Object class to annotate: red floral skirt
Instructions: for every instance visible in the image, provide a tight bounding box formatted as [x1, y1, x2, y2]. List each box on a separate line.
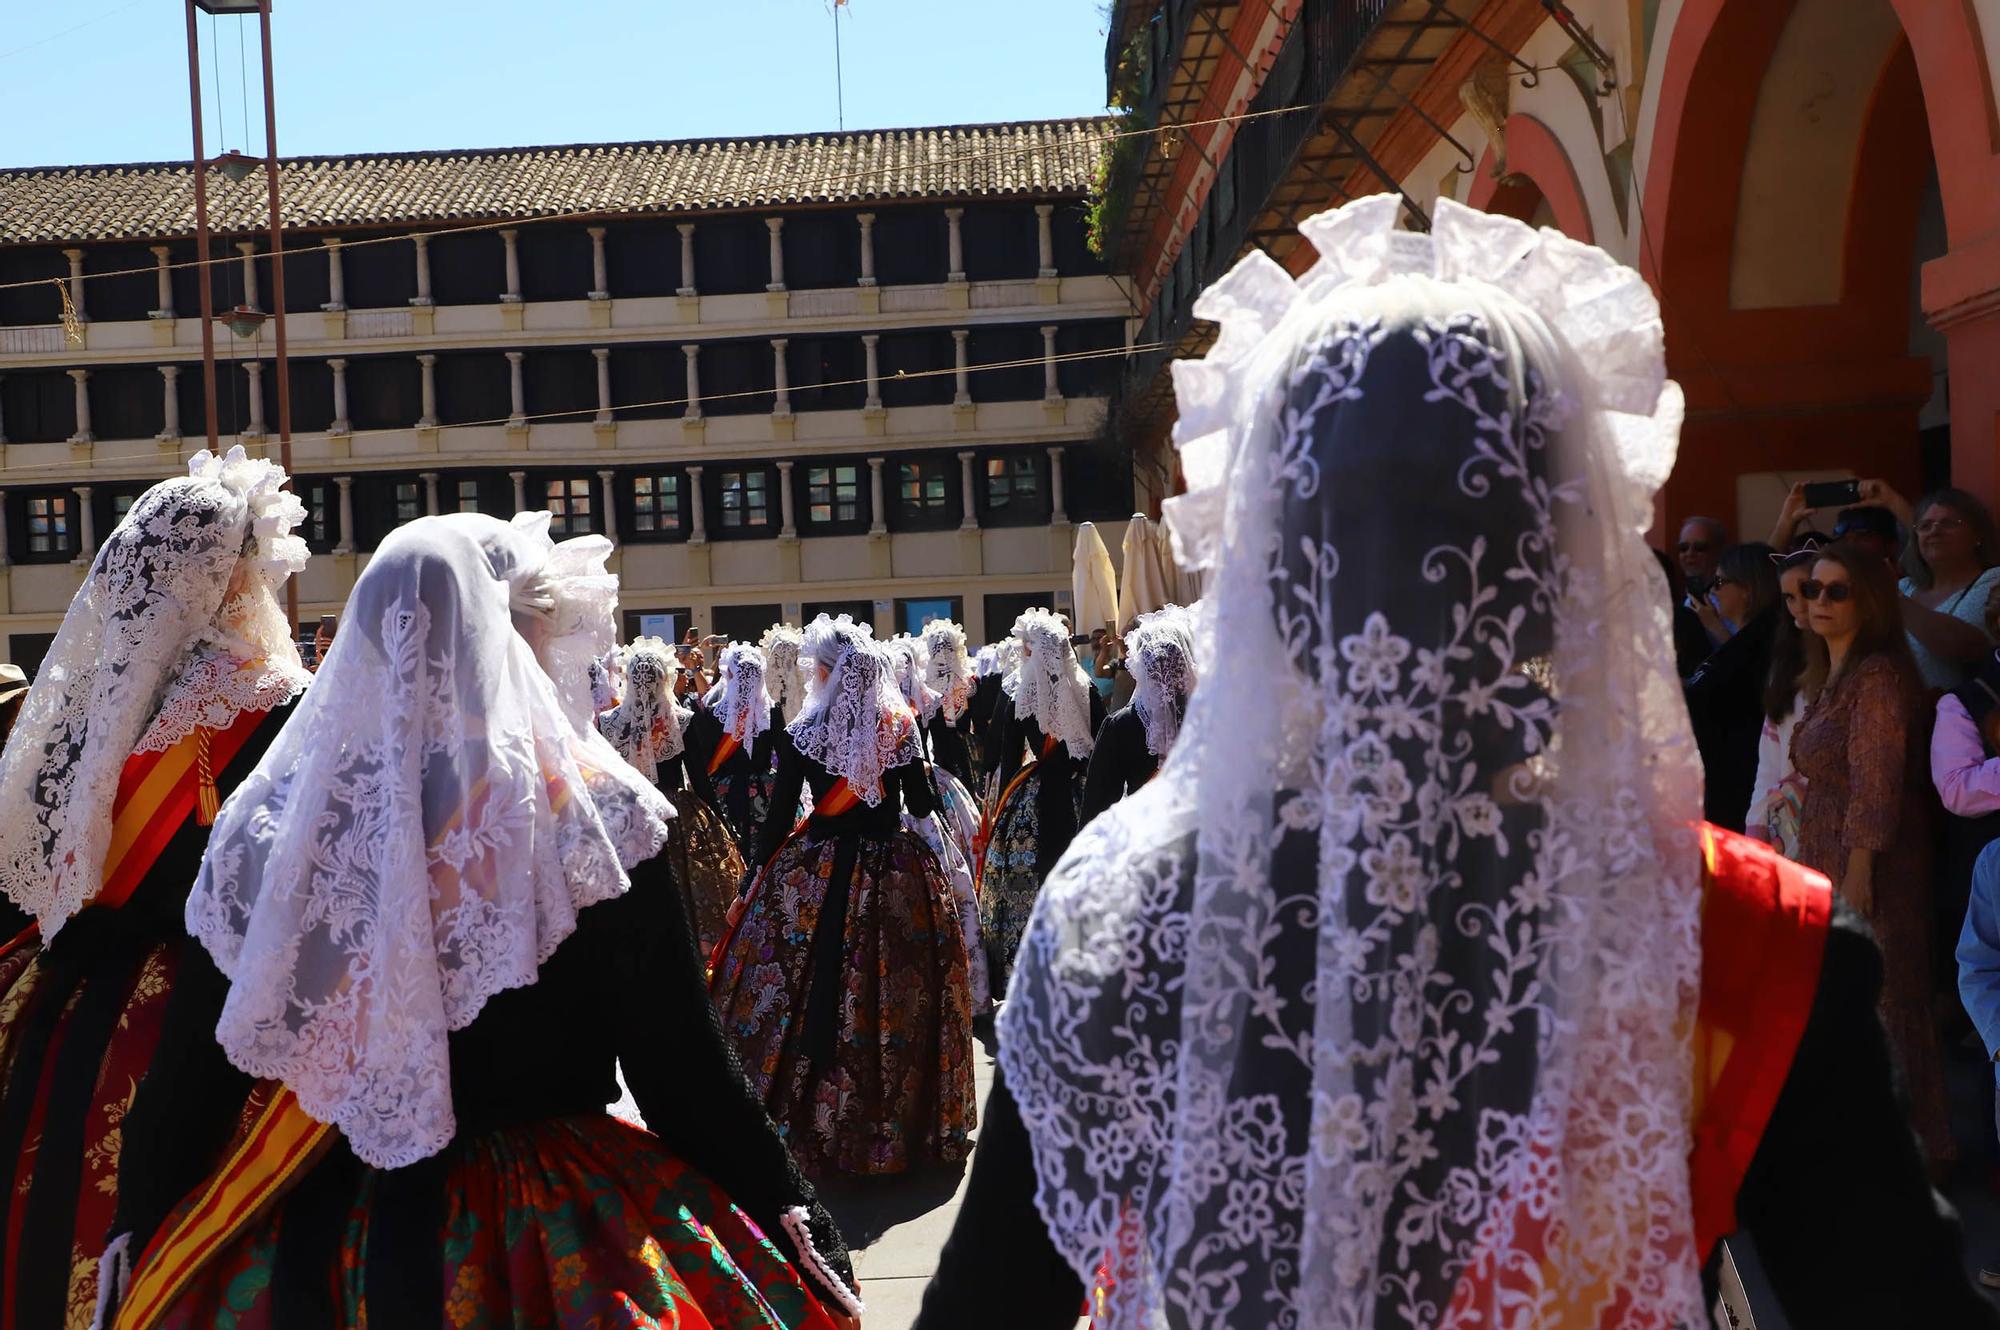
[712, 828, 976, 1176]
[149, 1113, 843, 1330]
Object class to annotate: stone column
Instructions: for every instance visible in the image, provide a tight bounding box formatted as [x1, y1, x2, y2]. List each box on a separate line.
[771, 339, 791, 416]
[236, 242, 261, 310]
[67, 369, 93, 444]
[687, 464, 708, 542]
[1035, 203, 1057, 278]
[509, 470, 528, 513]
[328, 358, 351, 434]
[682, 344, 702, 420]
[944, 208, 965, 283]
[677, 223, 697, 296]
[765, 217, 786, 292]
[243, 361, 266, 437]
[860, 332, 884, 410]
[1041, 325, 1062, 399]
[74, 486, 96, 563]
[499, 229, 523, 302]
[597, 468, 619, 544]
[62, 249, 87, 322]
[410, 233, 434, 306]
[587, 226, 609, 300]
[861, 334, 882, 409]
[867, 456, 888, 536]
[592, 348, 613, 426]
[323, 237, 347, 310]
[957, 449, 980, 529]
[776, 459, 797, 538]
[333, 475, 356, 554]
[505, 351, 527, 427]
[952, 329, 971, 406]
[416, 354, 439, 429]
[421, 471, 440, 515]
[857, 213, 877, 286]
[158, 365, 182, 440]
[1047, 445, 1068, 524]
[150, 246, 175, 317]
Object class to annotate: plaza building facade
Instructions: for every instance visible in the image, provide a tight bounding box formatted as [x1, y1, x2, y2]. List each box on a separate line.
[0, 117, 1135, 669]
[1096, 0, 2000, 545]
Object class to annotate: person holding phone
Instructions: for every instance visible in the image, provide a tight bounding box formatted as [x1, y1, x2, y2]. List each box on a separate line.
[1874, 481, 2000, 689]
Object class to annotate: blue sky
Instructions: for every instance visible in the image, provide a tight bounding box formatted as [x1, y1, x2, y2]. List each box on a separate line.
[0, 1, 1113, 168]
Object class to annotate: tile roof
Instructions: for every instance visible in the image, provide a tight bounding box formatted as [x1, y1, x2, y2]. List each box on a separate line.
[0, 118, 1113, 247]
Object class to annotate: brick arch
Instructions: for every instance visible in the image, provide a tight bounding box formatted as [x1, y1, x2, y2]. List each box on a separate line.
[1466, 115, 1596, 244]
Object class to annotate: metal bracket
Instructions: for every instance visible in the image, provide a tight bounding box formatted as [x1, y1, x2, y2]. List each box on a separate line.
[1541, 0, 1619, 94]
[1322, 113, 1431, 231]
[1423, 0, 1540, 88]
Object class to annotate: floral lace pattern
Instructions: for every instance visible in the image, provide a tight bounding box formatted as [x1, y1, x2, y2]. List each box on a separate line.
[598, 637, 686, 782]
[1125, 604, 1197, 760]
[186, 515, 672, 1169]
[1008, 608, 1095, 760]
[707, 643, 773, 749]
[761, 625, 808, 724]
[921, 619, 975, 723]
[1000, 198, 1702, 1330]
[0, 447, 307, 937]
[787, 616, 923, 807]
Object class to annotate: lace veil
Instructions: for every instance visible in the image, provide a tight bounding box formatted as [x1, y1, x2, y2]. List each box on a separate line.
[760, 624, 807, 723]
[1125, 603, 1197, 759]
[922, 618, 975, 722]
[1000, 197, 1701, 1330]
[598, 636, 687, 782]
[787, 615, 923, 807]
[705, 643, 773, 747]
[515, 520, 618, 732]
[185, 514, 673, 1169]
[887, 634, 941, 721]
[1008, 607, 1095, 759]
[0, 447, 309, 938]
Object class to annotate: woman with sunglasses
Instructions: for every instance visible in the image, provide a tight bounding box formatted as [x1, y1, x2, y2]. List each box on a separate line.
[1746, 544, 1821, 855]
[1683, 543, 1781, 830]
[1792, 541, 1954, 1167]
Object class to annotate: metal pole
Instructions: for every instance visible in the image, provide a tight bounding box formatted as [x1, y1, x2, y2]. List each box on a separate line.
[185, 0, 219, 451]
[256, 0, 298, 630]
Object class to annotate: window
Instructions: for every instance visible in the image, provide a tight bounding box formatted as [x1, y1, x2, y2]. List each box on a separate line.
[9, 632, 56, 682]
[455, 478, 481, 513]
[806, 465, 861, 525]
[394, 481, 424, 526]
[986, 455, 1038, 509]
[24, 492, 72, 560]
[296, 479, 337, 551]
[712, 603, 784, 645]
[718, 469, 770, 530]
[631, 473, 682, 535]
[543, 476, 594, 537]
[803, 599, 874, 629]
[892, 457, 957, 531]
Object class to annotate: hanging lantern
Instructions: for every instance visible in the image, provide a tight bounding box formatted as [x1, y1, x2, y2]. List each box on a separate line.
[213, 149, 261, 184]
[219, 304, 267, 338]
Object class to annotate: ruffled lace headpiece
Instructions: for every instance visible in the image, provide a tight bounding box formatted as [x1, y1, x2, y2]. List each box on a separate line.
[921, 619, 974, 722]
[704, 642, 772, 746]
[1008, 607, 1095, 759]
[886, 635, 940, 721]
[0, 447, 310, 938]
[787, 615, 923, 806]
[1002, 197, 1702, 1329]
[598, 636, 687, 782]
[760, 624, 807, 723]
[185, 514, 672, 1169]
[1125, 603, 1197, 759]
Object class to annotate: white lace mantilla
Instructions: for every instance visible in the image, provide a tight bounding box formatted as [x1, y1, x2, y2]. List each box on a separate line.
[1000, 197, 1703, 1330]
[788, 615, 923, 806]
[1125, 603, 1196, 760]
[922, 619, 975, 722]
[1008, 607, 1095, 759]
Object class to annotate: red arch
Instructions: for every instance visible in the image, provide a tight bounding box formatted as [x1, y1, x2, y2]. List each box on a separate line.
[1466, 115, 1596, 243]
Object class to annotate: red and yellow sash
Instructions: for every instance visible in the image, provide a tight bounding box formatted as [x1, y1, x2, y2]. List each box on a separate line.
[706, 731, 743, 777]
[100, 710, 265, 911]
[114, 1085, 335, 1330]
[973, 734, 1059, 885]
[706, 776, 861, 981]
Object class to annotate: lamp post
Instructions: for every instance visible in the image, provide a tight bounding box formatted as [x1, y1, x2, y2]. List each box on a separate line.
[186, 0, 297, 630]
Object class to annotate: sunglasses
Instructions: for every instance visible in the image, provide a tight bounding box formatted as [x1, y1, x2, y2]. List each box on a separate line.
[1799, 579, 1853, 604]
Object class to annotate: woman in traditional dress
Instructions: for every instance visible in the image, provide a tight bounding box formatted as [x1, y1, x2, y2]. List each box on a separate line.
[0, 448, 309, 1330]
[105, 514, 860, 1330]
[916, 195, 1993, 1330]
[685, 642, 781, 856]
[1079, 603, 1197, 826]
[976, 609, 1103, 989]
[712, 615, 976, 1177]
[762, 624, 809, 727]
[600, 636, 745, 960]
[920, 618, 979, 789]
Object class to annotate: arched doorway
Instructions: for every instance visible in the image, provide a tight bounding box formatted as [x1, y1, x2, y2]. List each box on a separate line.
[1467, 114, 1596, 244]
[1640, 0, 1990, 537]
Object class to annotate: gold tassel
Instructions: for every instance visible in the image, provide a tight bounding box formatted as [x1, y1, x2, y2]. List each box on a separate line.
[195, 727, 220, 826]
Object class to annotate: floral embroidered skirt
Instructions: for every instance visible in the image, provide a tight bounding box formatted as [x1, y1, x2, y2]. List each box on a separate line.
[0, 933, 179, 1330]
[977, 762, 1077, 992]
[665, 788, 747, 961]
[711, 829, 976, 1177]
[147, 1112, 843, 1330]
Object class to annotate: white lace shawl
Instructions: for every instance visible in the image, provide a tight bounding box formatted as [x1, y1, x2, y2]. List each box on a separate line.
[704, 643, 773, 747]
[0, 448, 308, 938]
[760, 625, 807, 723]
[185, 514, 673, 1169]
[1125, 604, 1197, 759]
[922, 619, 974, 722]
[887, 635, 941, 722]
[787, 615, 923, 806]
[1000, 197, 1702, 1330]
[974, 644, 1001, 678]
[597, 637, 687, 783]
[1008, 608, 1095, 759]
